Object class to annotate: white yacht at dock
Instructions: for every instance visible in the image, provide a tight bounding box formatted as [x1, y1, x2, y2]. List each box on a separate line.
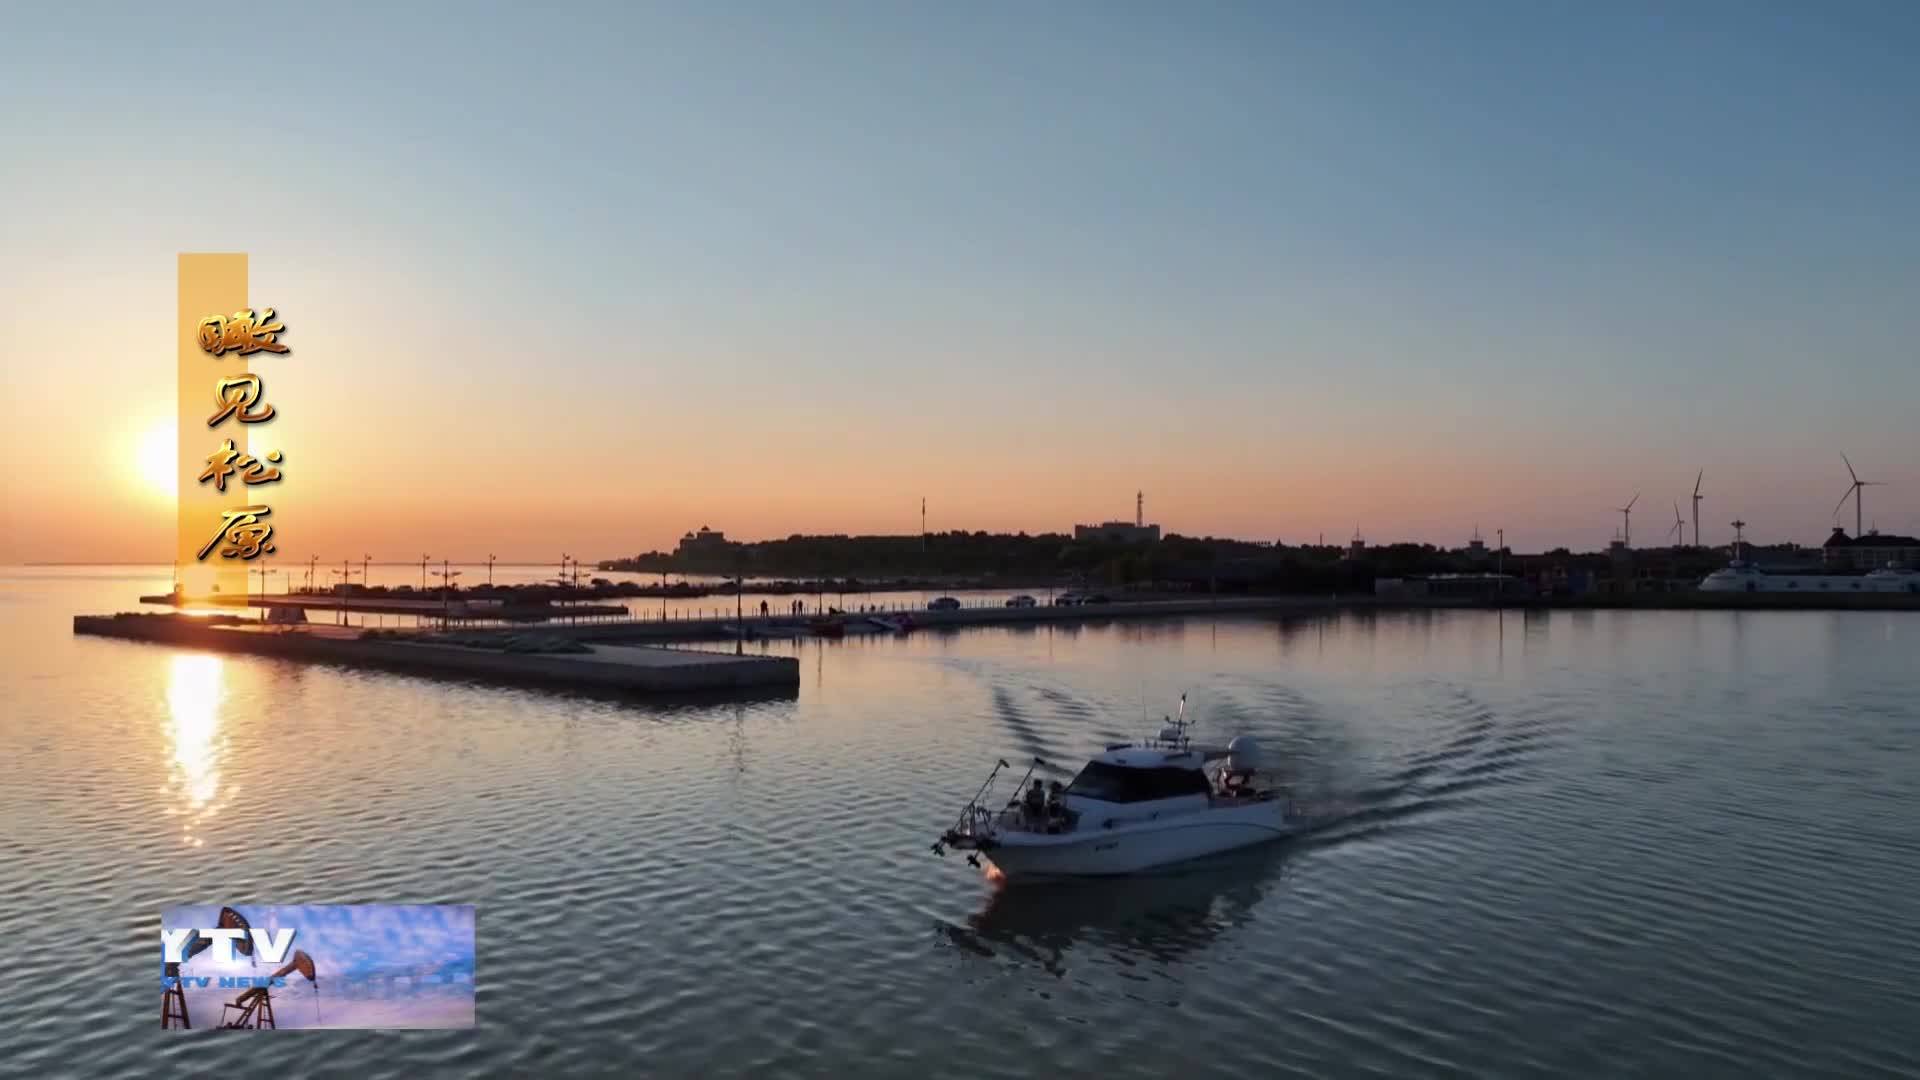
[1699, 561, 1920, 594]
[1699, 527, 1920, 594]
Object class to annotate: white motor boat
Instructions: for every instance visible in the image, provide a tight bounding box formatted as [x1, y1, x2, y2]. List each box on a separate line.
[932, 697, 1298, 881]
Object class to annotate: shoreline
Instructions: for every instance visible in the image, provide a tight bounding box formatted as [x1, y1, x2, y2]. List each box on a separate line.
[68, 593, 1920, 694]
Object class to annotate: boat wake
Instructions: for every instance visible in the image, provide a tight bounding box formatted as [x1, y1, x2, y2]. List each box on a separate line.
[945, 671, 1565, 872]
[1289, 688, 1567, 853]
[930, 679, 1570, 978]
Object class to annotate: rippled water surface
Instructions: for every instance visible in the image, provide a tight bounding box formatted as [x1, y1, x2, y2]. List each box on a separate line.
[4, 567, 1919, 1078]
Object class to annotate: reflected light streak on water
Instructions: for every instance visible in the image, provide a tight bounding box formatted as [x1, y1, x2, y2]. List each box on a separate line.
[165, 653, 224, 843]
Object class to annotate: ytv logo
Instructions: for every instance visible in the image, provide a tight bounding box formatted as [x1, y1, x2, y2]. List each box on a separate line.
[160, 905, 299, 973]
[161, 926, 297, 966]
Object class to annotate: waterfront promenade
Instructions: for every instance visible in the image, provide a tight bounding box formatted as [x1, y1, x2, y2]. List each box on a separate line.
[72, 614, 798, 695]
[135, 591, 630, 621]
[549, 589, 1920, 643]
[70, 589, 1920, 697]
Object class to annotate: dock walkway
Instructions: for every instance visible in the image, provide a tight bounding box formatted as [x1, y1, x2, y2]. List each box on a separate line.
[73, 614, 798, 695]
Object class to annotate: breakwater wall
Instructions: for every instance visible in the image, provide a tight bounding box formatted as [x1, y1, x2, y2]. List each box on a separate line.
[73, 615, 799, 695]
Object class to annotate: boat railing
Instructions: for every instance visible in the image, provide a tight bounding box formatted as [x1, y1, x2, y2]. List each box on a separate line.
[985, 803, 1081, 835]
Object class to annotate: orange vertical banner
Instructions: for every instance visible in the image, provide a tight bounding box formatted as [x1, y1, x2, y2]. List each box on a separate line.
[177, 254, 254, 604]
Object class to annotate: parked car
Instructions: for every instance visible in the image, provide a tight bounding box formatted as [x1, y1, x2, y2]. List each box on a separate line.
[1005, 594, 1037, 608]
[1053, 593, 1085, 606]
[927, 596, 962, 611]
[1083, 593, 1112, 604]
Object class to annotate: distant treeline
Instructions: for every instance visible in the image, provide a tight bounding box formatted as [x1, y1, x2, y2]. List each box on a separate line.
[591, 532, 1644, 593]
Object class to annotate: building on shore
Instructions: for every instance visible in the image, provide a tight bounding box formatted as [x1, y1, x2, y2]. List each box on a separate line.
[675, 526, 735, 559]
[1073, 521, 1161, 544]
[1075, 492, 1161, 544]
[1821, 528, 1920, 570]
[1463, 528, 1489, 563]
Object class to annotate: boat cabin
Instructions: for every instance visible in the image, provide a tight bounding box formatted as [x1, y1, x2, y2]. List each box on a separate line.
[1029, 745, 1242, 832]
[1068, 747, 1211, 802]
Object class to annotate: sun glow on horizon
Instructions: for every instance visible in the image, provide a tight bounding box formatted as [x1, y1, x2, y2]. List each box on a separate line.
[135, 419, 177, 503]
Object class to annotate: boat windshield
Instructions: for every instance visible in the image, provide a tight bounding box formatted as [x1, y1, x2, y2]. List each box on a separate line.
[1066, 761, 1212, 803]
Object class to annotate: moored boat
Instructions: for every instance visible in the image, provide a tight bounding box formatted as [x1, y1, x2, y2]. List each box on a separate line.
[1700, 559, 1920, 594]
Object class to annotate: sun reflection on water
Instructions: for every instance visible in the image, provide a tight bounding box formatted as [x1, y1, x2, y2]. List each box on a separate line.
[166, 653, 227, 845]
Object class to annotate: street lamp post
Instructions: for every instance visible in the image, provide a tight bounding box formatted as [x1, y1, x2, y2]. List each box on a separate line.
[573, 554, 584, 618]
[487, 553, 496, 589]
[250, 565, 278, 621]
[335, 559, 357, 625]
[419, 554, 430, 591]
[434, 560, 463, 629]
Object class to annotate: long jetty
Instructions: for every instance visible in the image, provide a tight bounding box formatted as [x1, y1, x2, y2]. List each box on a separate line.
[73, 590, 1920, 697]
[136, 593, 629, 621]
[73, 614, 798, 695]
[518, 589, 1920, 645]
[559, 596, 1338, 642]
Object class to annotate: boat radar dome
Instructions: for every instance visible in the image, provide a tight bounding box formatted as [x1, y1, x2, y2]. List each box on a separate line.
[1226, 735, 1262, 773]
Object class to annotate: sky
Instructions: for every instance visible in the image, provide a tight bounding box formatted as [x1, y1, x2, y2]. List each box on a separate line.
[3, 2, 1918, 563]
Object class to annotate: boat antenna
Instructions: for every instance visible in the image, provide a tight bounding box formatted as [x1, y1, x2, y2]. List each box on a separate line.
[934, 758, 1012, 855]
[1160, 693, 1190, 747]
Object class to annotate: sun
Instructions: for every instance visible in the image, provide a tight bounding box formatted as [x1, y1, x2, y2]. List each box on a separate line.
[135, 419, 178, 502]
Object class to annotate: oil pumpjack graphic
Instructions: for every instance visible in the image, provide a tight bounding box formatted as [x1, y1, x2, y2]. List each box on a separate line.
[219, 951, 319, 1029]
[161, 905, 321, 1029]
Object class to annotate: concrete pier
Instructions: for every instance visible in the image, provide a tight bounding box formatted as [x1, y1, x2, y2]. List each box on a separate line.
[563, 595, 1345, 642]
[553, 590, 1920, 643]
[136, 593, 629, 621]
[73, 614, 798, 695]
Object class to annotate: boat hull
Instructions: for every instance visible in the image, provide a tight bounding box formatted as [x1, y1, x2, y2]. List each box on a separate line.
[980, 804, 1293, 881]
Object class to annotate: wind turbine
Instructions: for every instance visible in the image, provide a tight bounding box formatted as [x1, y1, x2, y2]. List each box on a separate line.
[1691, 470, 1704, 550]
[1835, 453, 1882, 538]
[1669, 502, 1685, 548]
[1616, 492, 1639, 548]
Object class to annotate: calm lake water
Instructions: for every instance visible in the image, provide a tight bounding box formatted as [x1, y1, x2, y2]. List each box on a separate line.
[4, 566, 1918, 1078]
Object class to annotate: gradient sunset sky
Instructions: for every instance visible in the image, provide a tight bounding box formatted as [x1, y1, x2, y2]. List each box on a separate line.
[3, 3, 1917, 564]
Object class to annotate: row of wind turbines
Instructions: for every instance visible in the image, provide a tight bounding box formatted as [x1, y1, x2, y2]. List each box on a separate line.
[1612, 454, 1885, 550]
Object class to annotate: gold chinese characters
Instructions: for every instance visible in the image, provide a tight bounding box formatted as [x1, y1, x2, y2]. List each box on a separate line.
[197, 505, 277, 560]
[198, 438, 283, 492]
[194, 307, 289, 562]
[197, 308, 289, 356]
